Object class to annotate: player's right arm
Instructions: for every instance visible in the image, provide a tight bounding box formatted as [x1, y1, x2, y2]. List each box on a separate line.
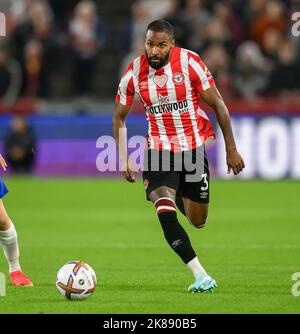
[113, 62, 136, 182]
[113, 102, 136, 182]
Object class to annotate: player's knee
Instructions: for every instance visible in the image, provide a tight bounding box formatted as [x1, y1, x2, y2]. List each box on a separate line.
[0, 216, 10, 231]
[189, 214, 207, 229]
[149, 186, 176, 205]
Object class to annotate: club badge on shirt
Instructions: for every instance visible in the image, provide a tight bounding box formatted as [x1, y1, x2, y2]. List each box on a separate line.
[172, 72, 184, 85]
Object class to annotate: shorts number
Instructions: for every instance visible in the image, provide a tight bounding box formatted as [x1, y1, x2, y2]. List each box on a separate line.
[201, 173, 208, 191]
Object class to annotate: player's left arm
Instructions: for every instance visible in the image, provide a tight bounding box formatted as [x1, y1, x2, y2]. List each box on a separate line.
[200, 86, 245, 175]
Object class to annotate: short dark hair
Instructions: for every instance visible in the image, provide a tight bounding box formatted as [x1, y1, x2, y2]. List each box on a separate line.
[146, 20, 174, 39]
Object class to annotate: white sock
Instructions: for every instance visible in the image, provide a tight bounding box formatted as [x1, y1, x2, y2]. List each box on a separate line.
[0, 221, 21, 273]
[187, 257, 208, 279]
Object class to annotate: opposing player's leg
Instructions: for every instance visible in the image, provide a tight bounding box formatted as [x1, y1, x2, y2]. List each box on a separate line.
[0, 191, 33, 286]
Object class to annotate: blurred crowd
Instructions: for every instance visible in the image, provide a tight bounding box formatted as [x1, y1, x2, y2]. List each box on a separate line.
[121, 0, 300, 100]
[0, 0, 107, 102]
[0, 0, 300, 104]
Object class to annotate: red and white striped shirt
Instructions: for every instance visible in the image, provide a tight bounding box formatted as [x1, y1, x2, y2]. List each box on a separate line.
[116, 47, 216, 152]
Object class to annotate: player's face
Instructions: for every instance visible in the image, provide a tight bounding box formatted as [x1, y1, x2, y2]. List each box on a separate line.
[145, 30, 175, 69]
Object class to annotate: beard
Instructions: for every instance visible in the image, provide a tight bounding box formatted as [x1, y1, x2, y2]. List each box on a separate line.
[145, 49, 171, 69]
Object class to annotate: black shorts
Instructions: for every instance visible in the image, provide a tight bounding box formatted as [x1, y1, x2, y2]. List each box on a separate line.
[142, 146, 210, 203]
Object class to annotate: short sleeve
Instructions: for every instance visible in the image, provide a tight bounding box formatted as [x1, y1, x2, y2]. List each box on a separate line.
[188, 53, 215, 92]
[116, 62, 135, 106]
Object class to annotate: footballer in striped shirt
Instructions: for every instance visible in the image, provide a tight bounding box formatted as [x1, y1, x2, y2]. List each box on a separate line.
[113, 20, 245, 293]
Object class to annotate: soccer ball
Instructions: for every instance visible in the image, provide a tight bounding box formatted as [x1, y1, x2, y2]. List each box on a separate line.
[56, 260, 97, 300]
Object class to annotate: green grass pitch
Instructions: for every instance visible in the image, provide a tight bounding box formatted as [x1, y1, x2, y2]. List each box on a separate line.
[0, 177, 299, 314]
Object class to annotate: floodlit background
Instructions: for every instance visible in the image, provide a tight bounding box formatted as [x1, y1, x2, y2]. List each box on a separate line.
[0, 0, 299, 314]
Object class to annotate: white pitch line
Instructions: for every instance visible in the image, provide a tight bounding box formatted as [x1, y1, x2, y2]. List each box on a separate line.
[22, 243, 300, 250]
